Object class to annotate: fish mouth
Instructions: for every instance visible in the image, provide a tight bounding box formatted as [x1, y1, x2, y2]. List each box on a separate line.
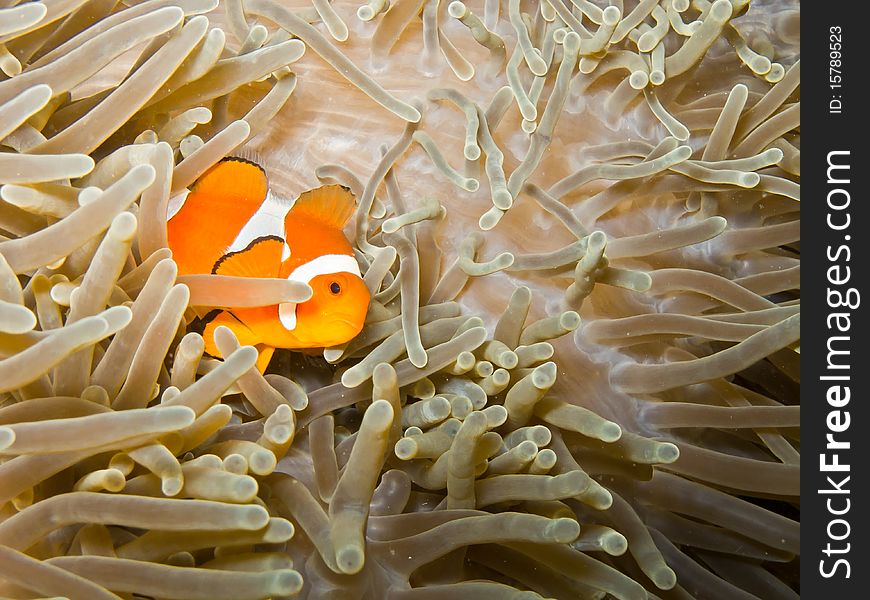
[292, 317, 360, 348]
[334, 317, 362, 332]
[330, 315, 363, 337]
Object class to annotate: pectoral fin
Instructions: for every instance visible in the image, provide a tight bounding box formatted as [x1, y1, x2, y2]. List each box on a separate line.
[212, 236, 284, 278]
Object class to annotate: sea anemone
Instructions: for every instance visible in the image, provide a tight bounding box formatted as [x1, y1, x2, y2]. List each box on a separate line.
[0, 1, 799, 599]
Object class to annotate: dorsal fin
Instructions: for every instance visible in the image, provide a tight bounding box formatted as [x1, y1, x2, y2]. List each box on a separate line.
[288, 184, 356, 229]
[191, 157, 268, 206]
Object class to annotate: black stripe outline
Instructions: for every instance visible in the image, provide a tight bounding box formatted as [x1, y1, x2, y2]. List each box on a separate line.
[211, 235, 285, 274]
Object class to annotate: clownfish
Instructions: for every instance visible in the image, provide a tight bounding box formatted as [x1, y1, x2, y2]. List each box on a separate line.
[166, 157, 370, 370]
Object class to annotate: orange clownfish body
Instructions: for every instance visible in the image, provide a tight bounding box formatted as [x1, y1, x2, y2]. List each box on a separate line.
[166, 158, 370, 370]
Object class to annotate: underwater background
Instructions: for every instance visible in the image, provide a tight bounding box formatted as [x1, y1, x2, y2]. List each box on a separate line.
[0, 0, 800, 598]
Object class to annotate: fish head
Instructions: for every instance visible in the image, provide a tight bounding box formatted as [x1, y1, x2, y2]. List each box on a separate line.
[292, 271, 370, 347]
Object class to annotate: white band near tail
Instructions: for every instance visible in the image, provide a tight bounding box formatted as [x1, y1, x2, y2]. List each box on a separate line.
[278, 254, 362, 331]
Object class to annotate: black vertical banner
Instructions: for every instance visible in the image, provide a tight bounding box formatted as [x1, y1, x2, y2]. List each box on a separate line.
[803, 4, 868, 597]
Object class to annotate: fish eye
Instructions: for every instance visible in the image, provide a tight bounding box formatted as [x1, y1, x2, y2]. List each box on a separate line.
[329, 281, 341, 295]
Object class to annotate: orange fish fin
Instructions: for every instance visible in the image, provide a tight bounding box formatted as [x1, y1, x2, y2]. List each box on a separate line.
[191, 157, 269, 207]
[289, 184, 356, 229]
[212, 236, 284, 278]
[201, 311, 259, 359]
[255, 344, 275, 373]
